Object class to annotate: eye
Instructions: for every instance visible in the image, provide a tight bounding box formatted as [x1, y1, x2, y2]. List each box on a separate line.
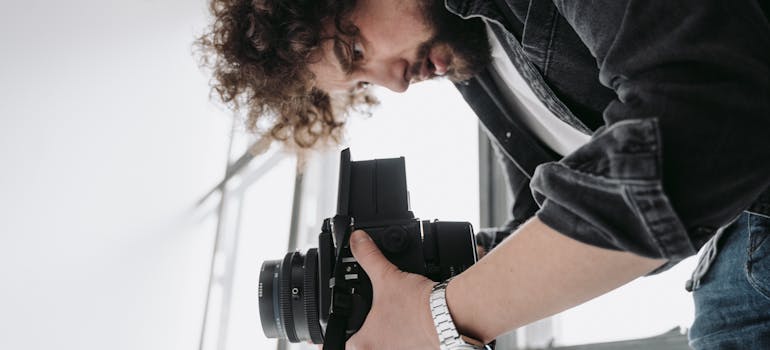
[351, 81, 371, 93]
[352, 41, 365, 62]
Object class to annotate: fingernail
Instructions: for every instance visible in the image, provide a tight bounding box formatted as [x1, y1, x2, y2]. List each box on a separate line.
[351, 230, 371, 244]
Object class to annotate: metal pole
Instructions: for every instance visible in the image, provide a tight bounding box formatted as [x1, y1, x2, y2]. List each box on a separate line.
[287, 170, 305, 252]
[278, 163, 305, 350]
[198, 126, 239, 350]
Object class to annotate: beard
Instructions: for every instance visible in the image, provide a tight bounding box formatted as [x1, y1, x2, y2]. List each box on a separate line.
[412, 0, 492, 82]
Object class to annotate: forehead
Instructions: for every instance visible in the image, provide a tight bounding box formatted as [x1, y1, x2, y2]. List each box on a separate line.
[308, 37, 354, 94]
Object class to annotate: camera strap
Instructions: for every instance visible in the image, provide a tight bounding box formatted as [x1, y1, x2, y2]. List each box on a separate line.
[322, 292, 353, 350]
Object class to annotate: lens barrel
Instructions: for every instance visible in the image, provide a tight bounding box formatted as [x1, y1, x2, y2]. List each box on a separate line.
[432, 221, 477, 278]
[258, 249, 324, 344]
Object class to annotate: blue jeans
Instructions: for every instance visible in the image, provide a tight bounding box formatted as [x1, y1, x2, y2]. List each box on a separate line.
[689, 212, 770, 349]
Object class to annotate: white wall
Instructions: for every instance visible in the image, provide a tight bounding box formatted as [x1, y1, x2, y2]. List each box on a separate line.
[0, 1, 231, 349]
[346, 83, 481, 228]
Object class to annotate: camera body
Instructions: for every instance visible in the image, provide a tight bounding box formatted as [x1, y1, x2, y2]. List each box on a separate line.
[259, 149, 477, 349]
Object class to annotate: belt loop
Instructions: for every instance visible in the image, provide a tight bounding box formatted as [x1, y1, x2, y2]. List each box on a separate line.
[685, 232, 721, 292]
[685, 214, 743, 292]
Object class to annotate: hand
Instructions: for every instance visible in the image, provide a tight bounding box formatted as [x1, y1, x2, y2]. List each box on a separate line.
[345, 230, 441, 350]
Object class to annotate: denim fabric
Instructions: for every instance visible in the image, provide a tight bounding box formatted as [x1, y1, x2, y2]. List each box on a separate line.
[532, 119, 695, 260]
[450, 0, 770, 263]
[689, 212, 770, 349]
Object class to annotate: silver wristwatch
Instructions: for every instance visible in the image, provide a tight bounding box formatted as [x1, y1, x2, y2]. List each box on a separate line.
[429, 279, 487, 350]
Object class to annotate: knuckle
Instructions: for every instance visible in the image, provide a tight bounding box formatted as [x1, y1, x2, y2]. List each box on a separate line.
[381, 263, 400, 278]
[359, 245, 380, 259]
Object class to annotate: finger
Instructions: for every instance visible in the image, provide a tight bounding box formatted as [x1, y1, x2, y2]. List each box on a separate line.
[350, 230, 398, 283]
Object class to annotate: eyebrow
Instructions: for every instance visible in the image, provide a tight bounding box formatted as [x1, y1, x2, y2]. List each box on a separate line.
[332, 38, 354, 76]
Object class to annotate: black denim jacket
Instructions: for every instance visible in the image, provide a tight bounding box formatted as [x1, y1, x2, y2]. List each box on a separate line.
[451, 0, 770, 264]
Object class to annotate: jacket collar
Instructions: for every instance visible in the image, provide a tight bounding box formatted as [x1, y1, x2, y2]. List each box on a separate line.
[444, 0, 504, 22]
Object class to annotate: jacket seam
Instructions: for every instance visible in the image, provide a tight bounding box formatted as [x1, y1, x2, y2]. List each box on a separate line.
[542, 6, 560, 76]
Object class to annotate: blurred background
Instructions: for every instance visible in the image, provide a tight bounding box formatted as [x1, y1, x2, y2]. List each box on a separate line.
[0, 1, 696, 349]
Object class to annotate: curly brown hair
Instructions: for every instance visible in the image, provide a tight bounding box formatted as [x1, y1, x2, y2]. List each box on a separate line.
[195, 0, 377, 149]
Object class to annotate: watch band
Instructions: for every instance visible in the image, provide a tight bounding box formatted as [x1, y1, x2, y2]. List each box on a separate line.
[429, 279, 487, 350]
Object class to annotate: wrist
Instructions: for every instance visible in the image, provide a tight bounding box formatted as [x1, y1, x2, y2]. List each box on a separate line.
[430, 278, 487, 349]
[422, 281, 442, 348]
[445, 274, 490, 344]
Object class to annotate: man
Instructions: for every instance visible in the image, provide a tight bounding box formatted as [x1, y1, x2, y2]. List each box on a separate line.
[197, 0, 770, 348]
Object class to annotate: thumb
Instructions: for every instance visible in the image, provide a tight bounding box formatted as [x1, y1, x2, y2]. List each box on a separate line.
[349, 230, 397, 283]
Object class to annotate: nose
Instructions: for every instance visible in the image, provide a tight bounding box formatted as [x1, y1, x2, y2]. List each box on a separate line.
[361, 59, 409, 93]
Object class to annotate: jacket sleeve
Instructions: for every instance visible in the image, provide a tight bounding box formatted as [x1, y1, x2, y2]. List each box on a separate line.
[530, 0, 770, 261]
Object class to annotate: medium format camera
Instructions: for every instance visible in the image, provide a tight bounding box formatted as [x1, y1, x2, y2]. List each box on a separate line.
[258, 149, 478, 349]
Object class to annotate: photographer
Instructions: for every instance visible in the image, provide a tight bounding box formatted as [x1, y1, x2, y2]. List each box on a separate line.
[197, 0, 770, 349]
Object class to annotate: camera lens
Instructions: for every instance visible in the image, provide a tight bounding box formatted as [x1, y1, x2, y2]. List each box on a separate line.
[258, 249, 324, 344]
[424, 221, 477, 280]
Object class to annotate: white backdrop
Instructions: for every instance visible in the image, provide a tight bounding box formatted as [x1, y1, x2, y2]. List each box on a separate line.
[0, 1, 231, 349]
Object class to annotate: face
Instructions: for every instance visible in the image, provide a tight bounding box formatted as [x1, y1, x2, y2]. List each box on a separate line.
[309, 0, 490, 94]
